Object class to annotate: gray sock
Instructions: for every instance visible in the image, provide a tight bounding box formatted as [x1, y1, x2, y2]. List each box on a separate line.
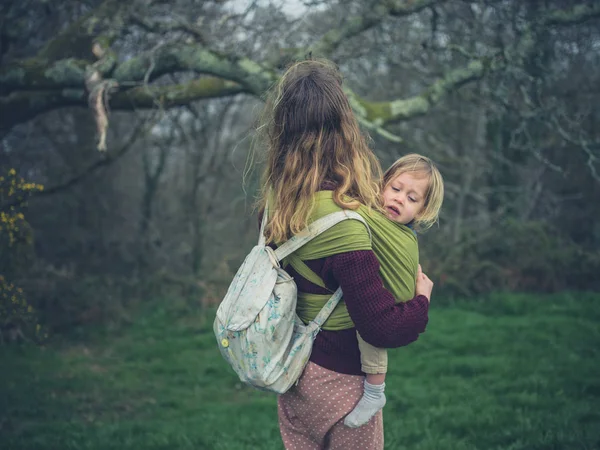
[344, 380, 386, 428]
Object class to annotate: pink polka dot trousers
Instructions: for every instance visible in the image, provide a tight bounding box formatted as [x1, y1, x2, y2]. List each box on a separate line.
[278, 362, 384, 449]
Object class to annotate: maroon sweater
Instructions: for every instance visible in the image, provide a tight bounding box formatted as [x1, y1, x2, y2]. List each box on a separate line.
[288, 251, 430, 375]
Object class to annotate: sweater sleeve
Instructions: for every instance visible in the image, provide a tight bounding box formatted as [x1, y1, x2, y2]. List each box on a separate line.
[327, 250, 430, 349]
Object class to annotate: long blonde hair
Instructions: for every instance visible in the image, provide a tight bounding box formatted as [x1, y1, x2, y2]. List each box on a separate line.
[383, 153, 444, 231]
[257, 59, 383, 243]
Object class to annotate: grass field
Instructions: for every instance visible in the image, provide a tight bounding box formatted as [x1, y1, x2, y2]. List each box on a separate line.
[2, 292, 599, 450]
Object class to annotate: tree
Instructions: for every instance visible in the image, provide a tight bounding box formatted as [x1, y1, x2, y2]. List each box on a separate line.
[2, 1, 597, 140]
[1, 0, 599, 313]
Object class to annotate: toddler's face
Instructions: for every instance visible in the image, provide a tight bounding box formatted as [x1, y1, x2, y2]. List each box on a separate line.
[382, 172, 428, 225]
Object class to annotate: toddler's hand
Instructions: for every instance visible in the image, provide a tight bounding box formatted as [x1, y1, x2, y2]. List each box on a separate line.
[416, 264, 433, 302]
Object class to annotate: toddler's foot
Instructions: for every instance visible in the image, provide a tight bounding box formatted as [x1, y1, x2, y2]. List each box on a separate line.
[344, 380, 386, 428]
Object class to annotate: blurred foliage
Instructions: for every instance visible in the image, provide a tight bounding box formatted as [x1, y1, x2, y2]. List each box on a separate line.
[0, 168, 45, 343]
[0, 168, 43, 259]
[422, 219, 600, 299]
[23, 268, 207, 335]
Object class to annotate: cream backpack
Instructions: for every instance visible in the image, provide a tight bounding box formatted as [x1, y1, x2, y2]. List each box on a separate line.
[213, 206, 369, 394]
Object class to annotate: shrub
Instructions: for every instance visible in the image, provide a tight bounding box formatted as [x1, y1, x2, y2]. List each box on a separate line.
[421, 218, 600, 299]
[0, 168, 45, 342]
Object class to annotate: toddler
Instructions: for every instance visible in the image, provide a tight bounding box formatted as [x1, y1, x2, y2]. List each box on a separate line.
[344, 153, 444, 428]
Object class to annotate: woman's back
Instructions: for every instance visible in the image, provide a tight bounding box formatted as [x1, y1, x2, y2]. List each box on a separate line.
[254, 59, 431, 449]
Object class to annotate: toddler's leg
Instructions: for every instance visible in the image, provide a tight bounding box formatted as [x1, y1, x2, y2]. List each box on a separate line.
[344, 333, 388, 428]
[344, 377, 387, 428]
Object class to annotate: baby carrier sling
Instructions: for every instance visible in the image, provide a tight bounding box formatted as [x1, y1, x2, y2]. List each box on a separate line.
[280, 191, 419, 331]
[213, 204, 370, 394]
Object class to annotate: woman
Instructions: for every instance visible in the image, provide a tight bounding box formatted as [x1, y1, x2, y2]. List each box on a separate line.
[257, 59, 433, 449]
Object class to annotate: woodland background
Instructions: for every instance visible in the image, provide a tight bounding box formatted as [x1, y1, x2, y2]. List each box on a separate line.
[2, 0, 600, 335]
[1, 1, 599, 448]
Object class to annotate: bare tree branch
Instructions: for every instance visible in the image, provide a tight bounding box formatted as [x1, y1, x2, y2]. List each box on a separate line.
[129, 12, 209, 45]
[305, 0, 448, 58]
[1, 0, 598, 138]
[0, 117, 153, 210]
[37, 0, 129, 62]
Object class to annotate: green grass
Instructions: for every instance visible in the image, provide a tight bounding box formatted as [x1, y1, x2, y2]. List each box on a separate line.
[2, 292, 599, 449]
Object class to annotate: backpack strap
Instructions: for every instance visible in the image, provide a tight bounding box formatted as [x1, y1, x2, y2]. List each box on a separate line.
[273, 210, 370, 261]
[311, 287, 344, 328]
[258, 202, 269, 247]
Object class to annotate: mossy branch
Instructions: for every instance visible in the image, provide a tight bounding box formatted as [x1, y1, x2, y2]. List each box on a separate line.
[345, 1, 600, 133]
[112, 44, 276, 94]
[0, 78, 247, 132]
[111, 77, 245, 109]
[1, 44, 272, 97]
[0, 1, 597, 138]
[543, 3, 600, 26]
[351, 59, 489, 127]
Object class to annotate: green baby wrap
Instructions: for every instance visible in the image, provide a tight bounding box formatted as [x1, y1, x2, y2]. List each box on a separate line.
[285, 191, 419, 331]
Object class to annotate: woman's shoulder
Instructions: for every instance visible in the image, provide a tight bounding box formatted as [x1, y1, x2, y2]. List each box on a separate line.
[311, 193, 370, 233]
